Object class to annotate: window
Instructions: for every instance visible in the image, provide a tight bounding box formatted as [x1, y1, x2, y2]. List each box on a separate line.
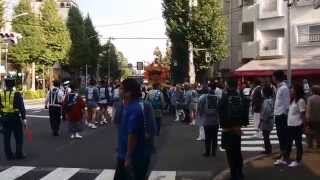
[60, 2, 65, 8]
[297, 24, 320, 45]
[66, 2, 71, 8]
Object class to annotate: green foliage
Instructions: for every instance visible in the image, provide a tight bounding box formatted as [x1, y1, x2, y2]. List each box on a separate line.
[67, 6, 89, 69]
[84, 15, 101, 74]
[9, 0, 42, 65]
[99, 41, 121, 80]
[162, 0, 190, 83]
[0, 0, 4, 28]
[118, 51, 133, 79]
[190, 0, 228, 67]
[162, 0, 228, 83]
[23, 90, 47, 99]
[40, 0, 71, 65]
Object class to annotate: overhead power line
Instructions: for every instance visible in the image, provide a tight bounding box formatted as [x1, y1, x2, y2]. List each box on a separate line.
[95, 18, 162, 28]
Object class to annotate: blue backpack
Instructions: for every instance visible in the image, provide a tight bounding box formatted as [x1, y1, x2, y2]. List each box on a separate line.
[149, 90, 162, 110]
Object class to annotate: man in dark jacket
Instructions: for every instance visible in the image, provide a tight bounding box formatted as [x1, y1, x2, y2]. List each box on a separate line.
[219, 79, 249, 180]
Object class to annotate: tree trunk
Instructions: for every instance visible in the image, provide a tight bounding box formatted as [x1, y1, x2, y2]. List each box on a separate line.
[31, 62, 36, 91]
[25, 64, 32, 89]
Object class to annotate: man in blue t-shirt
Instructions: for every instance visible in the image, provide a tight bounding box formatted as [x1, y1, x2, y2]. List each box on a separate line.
[114, 78, 155, 180]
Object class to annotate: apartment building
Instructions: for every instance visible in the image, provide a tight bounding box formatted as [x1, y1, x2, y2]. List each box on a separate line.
[223, 0, 320, 78]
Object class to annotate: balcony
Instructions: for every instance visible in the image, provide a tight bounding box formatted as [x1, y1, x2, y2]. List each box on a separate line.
[259, 38, 284, 57]
[242, 4, 258, 23]
[242, 41, 258, 59]
[259, 0, 284, 19]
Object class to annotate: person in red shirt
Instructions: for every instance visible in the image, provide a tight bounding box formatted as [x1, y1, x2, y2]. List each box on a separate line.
[63, 85, 86, 139]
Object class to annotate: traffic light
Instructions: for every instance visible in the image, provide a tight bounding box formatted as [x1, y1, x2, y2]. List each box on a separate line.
[315, 0, 320, 9]
[0, 32, 22, 45]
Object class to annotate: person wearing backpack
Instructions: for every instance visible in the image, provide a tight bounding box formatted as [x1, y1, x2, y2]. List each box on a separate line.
[45, 80, 65, 136]
[97, 80, 109, 125]
[198, 83, 220, 157]
[113, 78, 156, 180]
[63, 84, 85, 139]
[219, 79, 249, 180]
[259, 85, 275, 155]
[85, 79, 99, 129]
[146, 83, 166, 136]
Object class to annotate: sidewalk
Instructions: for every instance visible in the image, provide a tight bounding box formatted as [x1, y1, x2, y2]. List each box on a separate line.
[243, 149, 320, 180]
[24, 98, 45, 104]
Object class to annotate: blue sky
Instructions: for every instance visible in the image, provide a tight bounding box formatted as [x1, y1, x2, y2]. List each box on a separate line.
[78, 0, 167, 64]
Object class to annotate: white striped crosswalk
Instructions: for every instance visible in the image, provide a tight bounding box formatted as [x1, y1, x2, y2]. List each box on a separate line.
[0, 166, 181, 180]
[0, 166, 35, 180]
[217, 120, 305, 152]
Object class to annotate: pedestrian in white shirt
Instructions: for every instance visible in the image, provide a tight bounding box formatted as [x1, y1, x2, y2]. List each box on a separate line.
[272, 70, 291, 166]
[283, 84, 306, 167]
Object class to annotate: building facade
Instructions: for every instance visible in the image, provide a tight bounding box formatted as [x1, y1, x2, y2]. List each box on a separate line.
[222, 0, 320, 76]
[31, 0, 78, 20]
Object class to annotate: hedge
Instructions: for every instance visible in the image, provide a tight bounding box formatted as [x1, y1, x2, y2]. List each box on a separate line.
[22, 90, 47, 100]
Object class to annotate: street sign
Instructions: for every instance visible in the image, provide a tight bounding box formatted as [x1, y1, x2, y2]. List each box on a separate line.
[137, 62, 144, 70]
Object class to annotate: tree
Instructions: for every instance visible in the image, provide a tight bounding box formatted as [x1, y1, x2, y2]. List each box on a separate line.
[162, 0, 190, 83]
[99, 41, 121, 80]
[0, 0, 4, 28]
[10, 0, 42, 65]
[9, 0, 43, 90]
[162, 0, 228, 83]
[190, 0, 228, 80]
[84, 15, 101, 75]
[118, 51, 133, 79]
[40, 0, 71, 65]
[66, 6, 89, 73]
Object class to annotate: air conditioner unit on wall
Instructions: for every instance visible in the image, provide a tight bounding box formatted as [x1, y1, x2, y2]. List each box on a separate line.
[315, 0, 320, 9]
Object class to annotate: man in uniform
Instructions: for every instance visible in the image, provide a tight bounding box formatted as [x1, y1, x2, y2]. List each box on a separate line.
[0, 76, 27, 160]
[45, 80, 64, 136]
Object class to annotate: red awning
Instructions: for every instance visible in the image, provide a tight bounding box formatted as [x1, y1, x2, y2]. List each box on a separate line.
[234, 58, 320, 77]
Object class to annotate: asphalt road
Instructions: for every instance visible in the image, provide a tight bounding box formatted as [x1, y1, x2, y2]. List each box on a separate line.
[0, 103, 280, 180]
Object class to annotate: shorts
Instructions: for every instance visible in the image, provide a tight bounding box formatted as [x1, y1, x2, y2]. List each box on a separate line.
[87, 101, 98, 109]
[253, 113, 261, 129]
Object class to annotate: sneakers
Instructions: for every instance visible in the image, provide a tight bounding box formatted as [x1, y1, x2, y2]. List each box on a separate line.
[196, 137, 205, 141]
[70, 134, 75, 139]
[288, 161, 300, 167]
[88, 123, 97, 129]
[75, 133, 83, 139]
[274, 159, 288, 166]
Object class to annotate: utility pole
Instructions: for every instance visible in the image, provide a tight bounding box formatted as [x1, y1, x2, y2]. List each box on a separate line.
[85, 64, 88, 88]
[286, 0, 294, 87]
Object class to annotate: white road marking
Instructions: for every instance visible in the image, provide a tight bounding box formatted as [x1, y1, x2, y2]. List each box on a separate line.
[26, 115, 49, 119]
[218, 140, 279, 145]
[94, 169, 115, 180]
[0, 166, 35, 180]
[149, 171, 176, 180]
[40, 168, 80, 180]
[219, 147, 265, 152]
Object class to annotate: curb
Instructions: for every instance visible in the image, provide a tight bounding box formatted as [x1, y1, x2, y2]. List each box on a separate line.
[213, 152, 279, 180]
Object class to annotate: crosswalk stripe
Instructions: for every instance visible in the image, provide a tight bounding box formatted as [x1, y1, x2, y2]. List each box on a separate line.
[218, 130, 277, 135]
[217, 135, 279, 140]
[219, 147, 265, 152]
[149, 171, 176, 180]
[217, 140, 279, 145]
[40, 168, 80, 180]
[94, 169, 115, 180]
[0, 166, 35, 180]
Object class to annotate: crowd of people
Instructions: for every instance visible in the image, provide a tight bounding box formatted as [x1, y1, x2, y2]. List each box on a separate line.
[1, 69, 320, 180]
